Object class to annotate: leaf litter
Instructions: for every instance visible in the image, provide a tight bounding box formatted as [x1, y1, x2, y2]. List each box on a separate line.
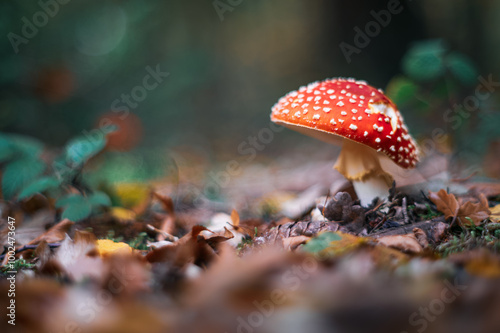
[2, 150, 500, 333]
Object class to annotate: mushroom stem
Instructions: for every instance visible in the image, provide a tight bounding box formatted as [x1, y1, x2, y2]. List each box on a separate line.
[334, 139, 392, 206]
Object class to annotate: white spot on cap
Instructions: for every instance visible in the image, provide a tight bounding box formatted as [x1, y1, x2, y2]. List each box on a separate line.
[323, 100, 330, 105]
[314, 90, 321, 95]
[375, 138, 381, 143]
[327, 89, 334, 94]
[330, 95, 337, 99]
[338, 119, 344, 123]
[341, 111, 347, 116]
[330, 119, 336, 125]
[294, 111, 301, 117]
[291, 103, 299, 108]
[349, 98, 356, 103]
[337, 101, 344, 106]
[390, 145, 396, 152]
[283, 109, 289, 114]
[358, 116, 362, 120]
[323, 107, 331, 112]
[313, 114, 320, 120]
[313, 106, 320, 111]
[307, 96, 313, 102]
[364, 131, 368, 137]
[349, 124, 358, 130]
[351, 109, 358, 113]
[341, 89, 346, 94]
[377, 127, 383, 132]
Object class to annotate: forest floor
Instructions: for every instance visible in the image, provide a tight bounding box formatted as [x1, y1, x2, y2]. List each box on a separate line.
[1, 147, 500, 333]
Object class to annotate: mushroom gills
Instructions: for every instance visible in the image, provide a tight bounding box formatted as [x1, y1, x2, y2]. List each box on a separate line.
[334, 139, 393, 206]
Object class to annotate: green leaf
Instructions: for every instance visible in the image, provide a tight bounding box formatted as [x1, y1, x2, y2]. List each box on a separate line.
[1, 157, 46, 200]
[0, 133, 44, 162]
[445, 52, 478, 86]
[55, 193, 84, 208]
[88, 191, 111, 207]
[61, 196, 92, 222]
[7, 134, 44, 157]
[18, 176, 61, 199]
[385, 76, 418, 106]
[65, 135, 106, 167]
[302, 232, 342, 253]
[402, 40, 446, 82]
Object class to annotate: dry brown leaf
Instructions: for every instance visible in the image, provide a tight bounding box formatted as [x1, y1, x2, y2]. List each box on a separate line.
[413, 228, 429, 248]
[429, 190, 490, 226]
[230, 209, 240, 227]
[428, 189, 459, 220]
[458, 194, 491, 226]
[26, 218, 74, 246]
[153, 192, 176, 241]
[376, 234, 423, 254]
[282, 235, 311, 250]
[146, 225, 218, 268]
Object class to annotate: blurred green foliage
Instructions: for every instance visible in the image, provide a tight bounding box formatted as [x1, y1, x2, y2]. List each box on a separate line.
[0, 131, 112, 221]
[386, 40, 500, 172]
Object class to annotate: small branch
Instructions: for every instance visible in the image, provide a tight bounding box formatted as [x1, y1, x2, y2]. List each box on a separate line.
[146, 224, 177, 242]
[1, 243, 61, 261]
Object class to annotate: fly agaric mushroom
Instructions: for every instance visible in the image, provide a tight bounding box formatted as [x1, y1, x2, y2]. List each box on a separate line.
[270, 78, 419, 206]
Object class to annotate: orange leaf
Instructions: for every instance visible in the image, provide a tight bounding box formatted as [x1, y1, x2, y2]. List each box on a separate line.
[429, 189, 459, 220]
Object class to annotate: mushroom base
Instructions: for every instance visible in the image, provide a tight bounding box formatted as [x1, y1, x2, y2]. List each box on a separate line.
[334, 139, 393, 206]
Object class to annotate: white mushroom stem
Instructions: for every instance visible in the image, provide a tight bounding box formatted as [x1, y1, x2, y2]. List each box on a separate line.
[333, 139, 393, 206]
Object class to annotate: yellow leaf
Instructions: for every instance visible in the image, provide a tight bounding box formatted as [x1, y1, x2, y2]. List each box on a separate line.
[96, 239, 133, 257]
[490, 204, 500, 223]
[113, 183, 152, 214]
[110, 207, 137, 221]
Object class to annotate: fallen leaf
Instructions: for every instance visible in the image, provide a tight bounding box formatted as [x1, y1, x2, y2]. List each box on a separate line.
[153, 192, 176, 241]
[489, 204, 500, 223]
[428, 189, 459, 220]
[376, 234, 423, 254]
[429, 189, 490, 226]
[282, 235, 311, 250]
[413, 228, 429, 248]
[96, 239, 133, 257]
[27, 218, 74, 246]
[110, 206, 137, 221]
[230, 209, 240, 226]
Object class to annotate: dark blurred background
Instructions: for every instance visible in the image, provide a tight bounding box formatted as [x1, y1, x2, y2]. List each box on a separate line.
[1, 0, 500, 179]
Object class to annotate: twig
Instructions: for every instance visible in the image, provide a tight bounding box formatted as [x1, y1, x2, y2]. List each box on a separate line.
[146, 224, 177, 242]
[0, 243, 61, 261]
[402, 197, 409, 224]
[369, 216, 387, 234]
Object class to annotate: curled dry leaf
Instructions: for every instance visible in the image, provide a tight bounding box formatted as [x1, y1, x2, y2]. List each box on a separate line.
[413, 228, 429, 248]
[153, 192, 176, 241]
[146, 225, 221, 268]
[376, 234, 423, 254]
[282, 235, 311, 251]
[27, 218, 74, 246]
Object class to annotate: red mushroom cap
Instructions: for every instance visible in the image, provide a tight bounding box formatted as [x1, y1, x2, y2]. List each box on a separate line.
[271, 78, 419, 168]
